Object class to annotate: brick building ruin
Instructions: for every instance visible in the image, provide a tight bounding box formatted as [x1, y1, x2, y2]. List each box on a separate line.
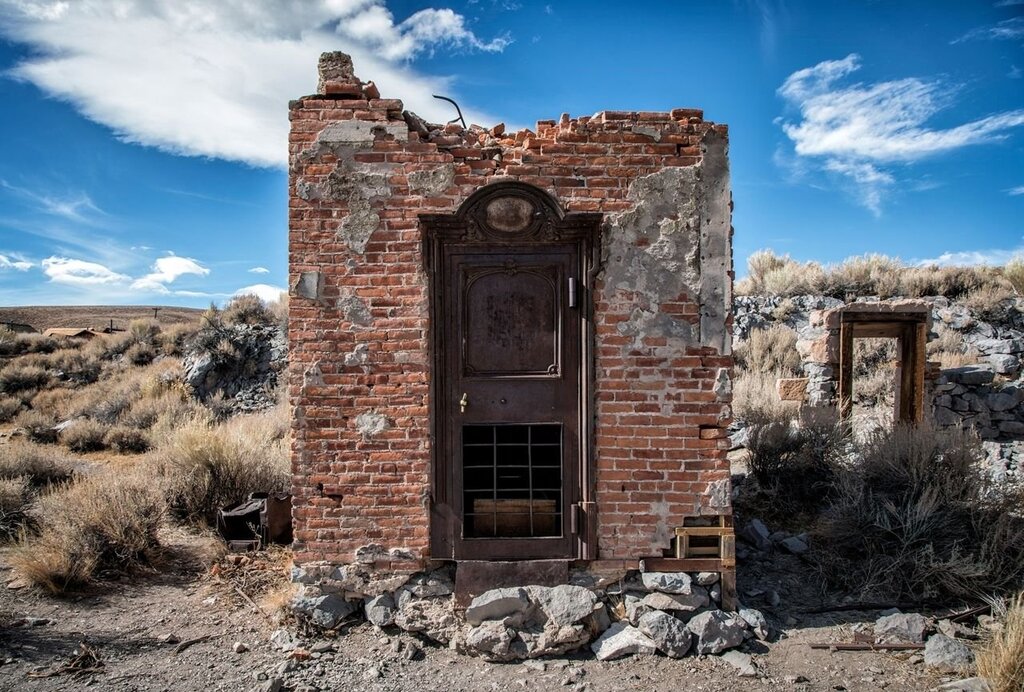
[286, 53, 738, 651]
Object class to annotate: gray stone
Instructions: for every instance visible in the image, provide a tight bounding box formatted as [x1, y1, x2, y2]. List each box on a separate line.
[293, 271, 323, 301]
[987, 391, 1019, 412]
[935, 406, 961, 426]
[641, 589, 709, 612]
[687, 609, 747, 655]
[740, 518, 772, 550]
[269, 628, 298, 651]
[465, 621, 518, 661]
[364, 594, 396, 627]
[738, 608, 770, 640]
[338, 293, 372, 326]
[721, 650, 758, 677]
[999, 421, 1024, 436]
[780, 536, 809, 554]
[924, 634, 974, 673]
[624, 594, 651, 625]
[404, 570, 454, 598]
[532, 584, 599, 627]
[317, 120, 407, 146]
[394, 596, 458, 644]
[694, 572, 720, 586]
[987, 354, 1021, 376]
[590, 622, 658, 661]
[874, 612, 928, 644]
[465, 587, 531, 626]
[640, 571, 694, 594]
[945, 366, 995, 386]
[637, 610, 692, 658]
[305, 594, 356, 629]
[259, 678, 284, 692]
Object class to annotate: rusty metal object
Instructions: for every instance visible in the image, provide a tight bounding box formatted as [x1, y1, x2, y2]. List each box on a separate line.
[216, 492, 292, 551]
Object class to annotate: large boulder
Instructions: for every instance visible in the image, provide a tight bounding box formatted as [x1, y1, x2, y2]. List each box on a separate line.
[363, 593, 396, 627]
[687, 609, 747, 655]
[874, 612, 929, 644]
[640, 572, 696, 594]
[924, 634, 974, 673]
[531, 584, 599, 627]
[465, 587, 531, 626]
[641, 590, 709, 612]
[637, 611, 692, 658]
[590, 622, 657, 661]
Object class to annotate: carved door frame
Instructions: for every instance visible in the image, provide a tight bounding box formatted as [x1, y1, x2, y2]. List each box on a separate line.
[421, 182, 602, 561]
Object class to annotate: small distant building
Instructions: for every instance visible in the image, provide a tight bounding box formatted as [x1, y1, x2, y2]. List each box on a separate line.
[43, 328, 102, 340]
[1, 321, 37, 334]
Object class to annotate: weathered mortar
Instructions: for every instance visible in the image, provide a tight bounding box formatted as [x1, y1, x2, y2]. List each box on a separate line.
[287, 51, 734, 568]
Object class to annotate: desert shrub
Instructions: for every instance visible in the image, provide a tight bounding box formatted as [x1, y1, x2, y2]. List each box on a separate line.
[15, 410, 58, 444]
[159, 322, 199, 356]
[103, 426, 151, 454]
[0, 333, 58, 357]
[1005, 259, 1024, 296]
[0, 478, 29, 538]
[222, 294, 274, 326]
[60, 419, 109, 453]
[962, 284, 1017, 322]
[62, 379, 141, 424]
[737, 250, 824, 296]
[0, 396, 22, 423]
[817, 254, 903, 298]
[735, 325, 801, 375]
[744, 409, 847, 523]
[978, 592, 1024, 692]
[124, 342, 156, 366]
[10, 473, 164, 592]
[813, 423, 1024, 601]
[29, 388, 73, 419]
[0, 441, 74, 487]
[157, 411, 289, 523]
[732, 370, 799, 425]
[45, 348, 101, 385]
[0, 363, 49, 393]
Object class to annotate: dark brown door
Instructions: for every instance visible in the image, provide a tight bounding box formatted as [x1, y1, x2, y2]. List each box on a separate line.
[441, 245, 580, 559]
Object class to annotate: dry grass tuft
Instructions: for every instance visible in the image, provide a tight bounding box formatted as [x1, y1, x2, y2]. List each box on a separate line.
[0, 478, 29, 538]
[978, 592, 1024, 692]
[60, 419, 110, 453]
[735, 324, 801, 376]
[103, 425, 151, 454]
[962, 284, 1017, 323]
[0, 396, 22, 423]
[1005, 259, 1024, 296]
[156, 407, 289, 523]
[14, 410, 58, 444]
[0, 441, 74, 487]
[733, 370, 799, 425]
[0, 363, 50, 394]
[11, 473, 164, 592]
[814, 423, 1024, 601]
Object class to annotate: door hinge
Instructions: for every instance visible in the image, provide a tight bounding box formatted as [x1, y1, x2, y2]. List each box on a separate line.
[570, 503, 581, 535]
[568, 277, 577, 308]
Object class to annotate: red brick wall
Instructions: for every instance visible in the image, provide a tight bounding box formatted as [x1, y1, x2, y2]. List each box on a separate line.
[289, 55, 733, 567]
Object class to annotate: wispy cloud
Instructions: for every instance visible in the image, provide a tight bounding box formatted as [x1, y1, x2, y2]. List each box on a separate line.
[776, 54, 1024, 214]
[995, 0, 1024, 6]
[248, 266, 270, 274]
[915, 245, 1024, 266]
[953, 17, 1024, 44]
[131, 255, 210, 293]
[1009, 186, 1024, 196]
[0, 0, 510, 168]
[41, 257, 130, 286]
[0, 180, 105, 224]
[0, 253, 32, 271]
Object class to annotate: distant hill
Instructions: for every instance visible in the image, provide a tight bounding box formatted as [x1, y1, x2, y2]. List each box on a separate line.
[0, 305, 204, 332]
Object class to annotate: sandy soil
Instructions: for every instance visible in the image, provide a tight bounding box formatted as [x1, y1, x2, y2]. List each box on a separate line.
[0, 306, 203, 332]
[0, 527, 959, 692]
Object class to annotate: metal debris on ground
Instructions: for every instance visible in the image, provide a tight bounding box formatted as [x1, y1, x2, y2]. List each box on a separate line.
[27, 641, 103, 679]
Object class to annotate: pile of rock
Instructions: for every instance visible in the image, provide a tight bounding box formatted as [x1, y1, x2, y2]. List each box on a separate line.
[183, 323, 287, 413]
[290, 563, 766, 665]
[933, 365, 1024, 440]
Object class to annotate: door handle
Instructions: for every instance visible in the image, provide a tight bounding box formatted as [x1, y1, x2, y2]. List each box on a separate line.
[459, 392, 468, 413]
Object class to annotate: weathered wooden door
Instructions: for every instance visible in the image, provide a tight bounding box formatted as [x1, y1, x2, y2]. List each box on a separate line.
[422, 183, 601, 561]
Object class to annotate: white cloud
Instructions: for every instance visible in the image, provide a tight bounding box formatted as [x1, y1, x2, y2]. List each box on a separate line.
[777, 54, 1024, 214]
[130, 255, 209, 293]
[915, 247, 1024, 266]
[0, 253, 33, 271]
[953, 17, 1024, 44]
[234, 283, 286, 303]
[248, 266, 270, 274]
[1009, 186, 1024, 196]
[41, 256, 129, 286]
[0, 0, 509, 168]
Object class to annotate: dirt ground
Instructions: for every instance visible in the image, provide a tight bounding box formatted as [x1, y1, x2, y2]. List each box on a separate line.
[0, 525, 963, 692]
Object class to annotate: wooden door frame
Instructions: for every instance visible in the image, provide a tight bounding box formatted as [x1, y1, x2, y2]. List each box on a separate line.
[421, 182, 602, 561]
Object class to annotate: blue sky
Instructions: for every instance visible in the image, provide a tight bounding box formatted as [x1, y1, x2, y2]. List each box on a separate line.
[0, 0, 1021, 307]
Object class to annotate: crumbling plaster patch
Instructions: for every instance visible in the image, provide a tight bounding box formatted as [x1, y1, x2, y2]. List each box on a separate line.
[338, 293, 372, 327]
[408, 164, 455, 196]
[602, 167, 701, 347]
[355, 410, 390, 438]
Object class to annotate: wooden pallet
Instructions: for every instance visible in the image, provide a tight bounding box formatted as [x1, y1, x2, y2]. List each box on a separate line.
[674, 515, 735, 566]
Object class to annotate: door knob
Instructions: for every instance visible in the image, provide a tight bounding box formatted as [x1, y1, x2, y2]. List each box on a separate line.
[459, 392, 469, 413]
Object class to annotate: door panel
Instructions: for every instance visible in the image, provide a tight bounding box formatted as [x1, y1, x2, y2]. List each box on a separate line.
[444, 247, 579, 560]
